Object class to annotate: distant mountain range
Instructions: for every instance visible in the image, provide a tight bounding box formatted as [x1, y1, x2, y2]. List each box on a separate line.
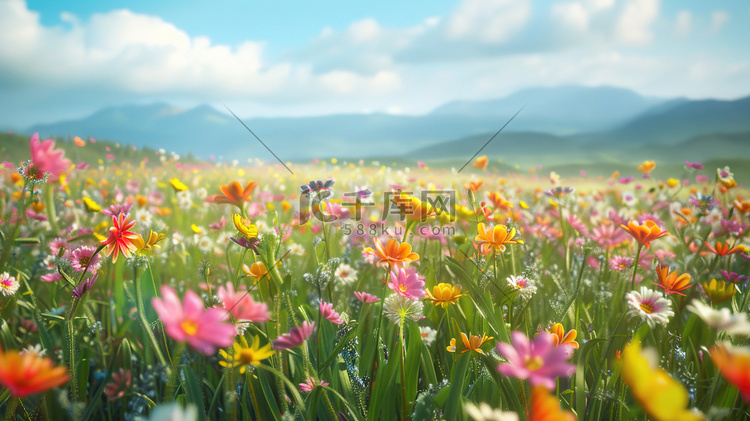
[21, 85, 750, 163]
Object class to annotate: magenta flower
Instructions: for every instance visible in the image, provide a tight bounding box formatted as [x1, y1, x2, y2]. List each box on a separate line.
[70, 246, 102, 274]
[152, 285, 237, 355]
[496, 331, 575, 390]
[299, 377, 329, 392]
[320, 302, 343, 324]
[387, 267, 426, 301]
[354, 291, 380, 303]
[29, 133, 72, 182]
[272, 321, 315, 350]
[609, 255, 633, 271]
[72, 274, 98, 298]
[217, 282, 270, 323]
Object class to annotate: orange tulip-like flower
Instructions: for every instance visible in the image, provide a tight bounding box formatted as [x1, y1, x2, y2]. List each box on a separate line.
[474, 222, 523, 254]
[243, 262, 270, 284]
[209, 180, 258, 209]
[425, 283, 466, 308]
[529, 386, 576, 421]
[734, 200, 750, 214]
[620, 220, 669, 248]
[100, 213, 139, 263]
[0, 346, 70, 397]
[465, 180, 484, 192]
[362, 238, 419, 269]
[547, 323, 579, 349]
[486, 191, 513, 212]
[472, 155, 488, 170]
[638, 160, 656, 173]
[710, 343, 750, 402]
[705, 241, 747, 257]
[446, 332, 493, 354]
[392, 193, 435, 222]
[654, 264, 693, 296]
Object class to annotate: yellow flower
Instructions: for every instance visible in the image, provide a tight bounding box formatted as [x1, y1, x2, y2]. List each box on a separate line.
[446, 332, 493, 354]
[233, 213, 259, 239]
[393, 193, 435, 222]
[621, 340, 704, 421]
[131, 231, 165, 252]
[546, 323, 579, 349]
[666, 178, 680, 188]
[82, 197, 101, 212]
[243, 262, 269, 283]
[474, 222, 523, 254]
[219, 336, 275, 374]
[425, 283, 466, 308]
[191, 224, 203, 234]
[700, 279, 736, 304]
[169, 178, 188, 192]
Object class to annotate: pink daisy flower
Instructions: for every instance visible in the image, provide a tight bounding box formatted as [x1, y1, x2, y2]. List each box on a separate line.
[387, 267, 426, 301]
[299, 377, 329, 392]
[609, 255, 633, 271]
[217, 282, 270, 323]
[29, 132, 72, 182]
[151, 285, 237, 355]
[272, 321, 315, 350]
[496, 331, 575, 390]
[354, 291, 380, 303]
[320, 302, 343, 324]
[49, 237, 67, 257]
[70, 246, 102, 274]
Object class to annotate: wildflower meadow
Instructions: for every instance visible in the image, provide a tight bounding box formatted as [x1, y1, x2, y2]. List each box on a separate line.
[1, 132, 750, 421]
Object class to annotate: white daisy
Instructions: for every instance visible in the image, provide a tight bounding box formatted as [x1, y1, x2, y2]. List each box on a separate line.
[0, 272, 19, 296]
[465, 402, 519, 421]
[687, 300, 750, 337]
[335, 263, 358, 285]
[419, 326, 437, 346]
[196, 235, 213, 253]
[134, 208, 152, 227]
[625, 287, 674, 327]
[287, 243, 305, 256]
[506, 275, 537, 301]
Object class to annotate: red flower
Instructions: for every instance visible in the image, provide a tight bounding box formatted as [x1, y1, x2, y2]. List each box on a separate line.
[101, 213, 139, 263]
[0, 346, 70, 398]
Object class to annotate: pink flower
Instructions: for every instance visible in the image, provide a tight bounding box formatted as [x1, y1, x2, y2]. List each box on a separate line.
[387, 267, 426, 301]
[320, 302, 343, 324]
[590, 223, 628, 249]
[49, 237, 67, 256]
[70, 246, 102, 274]
[496, 331, 575, 390]
[151, 286, 237, 355]
[103, 368, 131, 401]
[609, 255, 633, 271]
[29, 133, 72, 182]
[272, 321, 315, 350]
[217, 282, 270, 323]
[354, 291, 380, 303]
[299, 377, 329, 392]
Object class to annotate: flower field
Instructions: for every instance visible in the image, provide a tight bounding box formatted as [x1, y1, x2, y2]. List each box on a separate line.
[1, 133, 749, 421]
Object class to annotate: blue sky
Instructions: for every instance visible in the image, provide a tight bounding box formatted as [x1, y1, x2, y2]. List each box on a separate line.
[2, 0, 749, 126]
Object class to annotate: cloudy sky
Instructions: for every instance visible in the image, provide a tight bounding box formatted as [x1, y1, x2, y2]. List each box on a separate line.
[1, 0, 749, 126]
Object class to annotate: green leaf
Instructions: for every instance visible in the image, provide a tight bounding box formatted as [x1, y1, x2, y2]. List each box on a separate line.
[180, 365, 207, 421]
[444, 352, 470, 421]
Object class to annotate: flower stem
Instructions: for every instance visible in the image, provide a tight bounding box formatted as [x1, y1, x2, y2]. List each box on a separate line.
[399, 317, 409, 421]
[44, 184, 60, 234]
[134, 266, 167, 367]
[630, 244, 643, 290]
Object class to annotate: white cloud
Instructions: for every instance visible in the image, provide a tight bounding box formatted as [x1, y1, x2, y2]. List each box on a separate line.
[445, 0, 531, 43]
[552, 2, 590, 32]
[675, 10, 691, 37]
[711, 10, 729, 32]
[616, 0, 660, 45]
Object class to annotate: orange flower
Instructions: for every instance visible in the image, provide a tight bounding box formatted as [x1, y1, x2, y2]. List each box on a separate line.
[465, 180, 483, 192]
[446, 332, 493, 354]
[243, 262, 270, 283]
[486, 191, 513, 212]
[74, 136, 86, 147]
[392, 193, 435, 222]
[638, 160, 656, 173]
[100, 213, 139, 263]
[472, 155, 488, 170]
[529, 386, 576, 421]
[362, 238, 419, 269]
[547, 323, 579, 349]
[654, 264, 693, 296]
[705, 241, 747, 257]
[209, 180, 258, 209]
[734, 200, 750, 214]
[474, 222, 523, 254]
[0, 346, 70, 397]
[710, 343, 750, 402]
[620, 220, 669, 248]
